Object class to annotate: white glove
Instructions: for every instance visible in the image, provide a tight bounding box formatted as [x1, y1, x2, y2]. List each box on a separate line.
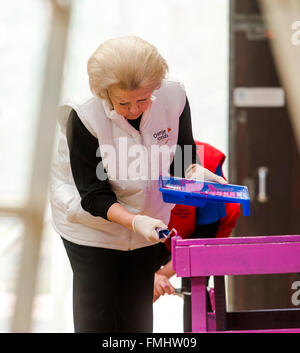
[185, 164, 228, 184]
[132, 215, 168, 243]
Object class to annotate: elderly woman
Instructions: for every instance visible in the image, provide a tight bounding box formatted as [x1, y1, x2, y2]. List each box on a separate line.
[50, 36, 226, 333]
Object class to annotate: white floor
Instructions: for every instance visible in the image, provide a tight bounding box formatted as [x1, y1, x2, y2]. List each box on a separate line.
[153, 276, 184, 333]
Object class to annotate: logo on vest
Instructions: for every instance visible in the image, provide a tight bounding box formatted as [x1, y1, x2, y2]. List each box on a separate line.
[153, 128, 172, 144]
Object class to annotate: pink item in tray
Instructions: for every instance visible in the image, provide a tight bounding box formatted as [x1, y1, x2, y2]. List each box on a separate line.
[207, 184, 217, 192]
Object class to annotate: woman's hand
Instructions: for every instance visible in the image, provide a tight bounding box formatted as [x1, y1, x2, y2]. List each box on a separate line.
[185, 164, 228, 184]
[153, 273, 176, 303]
[132, 214, 168, 243]
[107, 204, 168, 243]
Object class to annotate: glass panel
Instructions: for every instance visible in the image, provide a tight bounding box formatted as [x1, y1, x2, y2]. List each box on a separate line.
[31, 207, 73, 332]
[0, 1, 50, 206]
[0, 217, 24, 332]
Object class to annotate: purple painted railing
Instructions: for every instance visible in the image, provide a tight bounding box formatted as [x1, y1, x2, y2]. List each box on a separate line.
[171, 234, 300, 333]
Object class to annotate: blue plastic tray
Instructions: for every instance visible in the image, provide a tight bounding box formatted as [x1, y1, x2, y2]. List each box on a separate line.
[159, 176, 250, 216]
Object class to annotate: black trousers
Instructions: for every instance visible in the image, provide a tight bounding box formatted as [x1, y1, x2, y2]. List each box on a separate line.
[61, 237, 159, 333]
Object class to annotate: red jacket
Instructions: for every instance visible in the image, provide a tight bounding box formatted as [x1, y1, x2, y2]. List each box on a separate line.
[164, 141, 241, 252]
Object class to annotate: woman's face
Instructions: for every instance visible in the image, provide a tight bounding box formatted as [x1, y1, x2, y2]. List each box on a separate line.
[108, 85, 153, 120]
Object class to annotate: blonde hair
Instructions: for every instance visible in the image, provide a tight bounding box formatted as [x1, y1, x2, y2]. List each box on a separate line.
[87, 36, 168, 103]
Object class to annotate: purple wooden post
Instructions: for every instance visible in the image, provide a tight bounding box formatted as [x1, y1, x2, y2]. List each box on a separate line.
[191, 276, 207, 332]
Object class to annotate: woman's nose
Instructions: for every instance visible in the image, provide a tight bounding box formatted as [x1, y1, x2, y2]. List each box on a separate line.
[129, 104, 139, 114]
